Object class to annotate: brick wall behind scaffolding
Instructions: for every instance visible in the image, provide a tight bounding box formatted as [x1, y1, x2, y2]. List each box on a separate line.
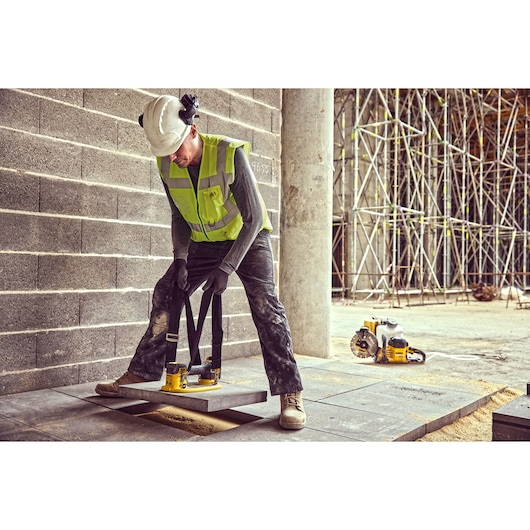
[0, 88, 282, 395]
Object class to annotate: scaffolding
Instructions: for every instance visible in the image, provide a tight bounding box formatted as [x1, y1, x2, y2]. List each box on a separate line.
[333, 89, 530, 304]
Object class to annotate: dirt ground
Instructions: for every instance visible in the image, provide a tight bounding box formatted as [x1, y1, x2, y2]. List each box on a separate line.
[331, 294, 530, 441]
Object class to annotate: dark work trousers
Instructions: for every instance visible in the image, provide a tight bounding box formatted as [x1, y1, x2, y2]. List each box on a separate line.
[128, 230, 303, 396]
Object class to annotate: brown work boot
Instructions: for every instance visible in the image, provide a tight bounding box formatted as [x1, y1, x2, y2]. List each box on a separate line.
[279, 392, 306, 430]
[95, 371, 148, 397]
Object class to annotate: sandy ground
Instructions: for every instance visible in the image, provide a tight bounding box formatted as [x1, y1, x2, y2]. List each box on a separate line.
[415, 387, 523, 441]
[138, 405, 241, 436]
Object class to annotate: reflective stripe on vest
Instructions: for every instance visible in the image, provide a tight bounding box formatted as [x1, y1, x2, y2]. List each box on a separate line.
[158, 134, 271, 242]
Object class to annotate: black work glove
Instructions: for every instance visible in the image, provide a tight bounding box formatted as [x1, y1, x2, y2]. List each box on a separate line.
[173, 259, 189, 291]
[203, 268, 229, 295]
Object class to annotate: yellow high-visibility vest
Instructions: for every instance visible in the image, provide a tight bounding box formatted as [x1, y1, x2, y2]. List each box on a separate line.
[158, 133, 272, 242]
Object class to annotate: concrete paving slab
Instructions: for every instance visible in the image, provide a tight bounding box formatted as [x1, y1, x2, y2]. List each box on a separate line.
[0, 388, 105, 427]
[299, 366, 384, 401]
[218, 366, 270, 390]
[303, 401, 425, 442]
[492, 394, 530, 440]
[54, 381, 156, 410]
[198, 418, 352, 441]
[0, 415, 63, 441]
[318, 380, 491, 434]
[118, 381, 268, 412]
[30, 408, 198, 442]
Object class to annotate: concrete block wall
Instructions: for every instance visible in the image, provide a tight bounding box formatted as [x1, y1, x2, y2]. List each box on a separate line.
[0, 88, 282, 395]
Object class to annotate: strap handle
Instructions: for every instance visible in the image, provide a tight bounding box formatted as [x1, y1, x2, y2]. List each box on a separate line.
[165, 283, 223, 371]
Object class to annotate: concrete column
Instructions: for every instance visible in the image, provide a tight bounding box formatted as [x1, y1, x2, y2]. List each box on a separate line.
[279, 89, 334, 358]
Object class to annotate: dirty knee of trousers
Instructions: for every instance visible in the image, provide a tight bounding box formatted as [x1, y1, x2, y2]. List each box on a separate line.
[151, 311, 169, 338]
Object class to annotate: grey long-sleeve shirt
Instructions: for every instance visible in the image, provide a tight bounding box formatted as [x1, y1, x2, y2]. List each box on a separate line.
[162, 147, 265, 275]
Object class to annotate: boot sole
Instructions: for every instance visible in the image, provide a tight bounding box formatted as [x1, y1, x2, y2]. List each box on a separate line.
[95, 387, 120, 398]
[279, 419, 306, 430]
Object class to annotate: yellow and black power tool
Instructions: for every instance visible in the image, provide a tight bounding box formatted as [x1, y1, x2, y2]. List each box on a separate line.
[350, 317, 426, 364]
[162, 357, 221, 393]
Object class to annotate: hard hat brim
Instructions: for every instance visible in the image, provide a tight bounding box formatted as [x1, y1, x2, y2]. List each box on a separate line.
[149, 124, 191, 157]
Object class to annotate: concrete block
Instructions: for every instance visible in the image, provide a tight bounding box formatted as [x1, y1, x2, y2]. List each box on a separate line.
[40, 99, 117, 150]
[256, 180, 279, 210]
[25, 88, 83, 106]
[0, 292, 79, 332]
[81, 147, 152, 190]
[492, 395, 530, 441]
[249, 155, 273, 184]
[118, 380, 268, 412]
[78, 357, 132, 385]
[0, 89, 40, 133]
[36, 326, 116, 368]
[117, 257, 171, 290]
[115, 323, 147, 357]
[219, 285, 251, 314]
[206, 114, 250, 144]
[252, 89, 282, 109]
[149, 225, 172, 257]
[180, 88, 231, 118]
[226, 314, 259, 343]
[118, 119, 151, 156]
[0, 170, 39, 212]
[0, 364, 79, 395]
[40, 177, 118, 219]
[79, 290, 148, 326]
[231, 96, 274, 131]
[0, 129, 83, 179]
[0, 252, 37, 290]
[117, 188, 168, 224]
[150, 159, 164, 191]
[0, 211, 82, 253]
[0, 333, 37, 371]
[81, 218, 151, 256]
[252, 129, 281, 161]
[38, 255, 117, 290]
[83, 89, 150, 121]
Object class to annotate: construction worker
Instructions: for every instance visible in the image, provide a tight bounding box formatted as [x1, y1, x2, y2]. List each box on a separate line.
[95, 94, 306, 430]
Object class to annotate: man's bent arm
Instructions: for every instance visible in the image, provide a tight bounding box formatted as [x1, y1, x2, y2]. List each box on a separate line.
[219, 147, 264, 274]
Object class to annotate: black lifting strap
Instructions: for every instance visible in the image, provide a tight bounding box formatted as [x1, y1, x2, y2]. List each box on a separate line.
[165, 283, 223, 372]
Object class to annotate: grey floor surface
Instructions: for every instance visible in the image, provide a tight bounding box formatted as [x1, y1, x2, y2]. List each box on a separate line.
[0, 351, 505, 442]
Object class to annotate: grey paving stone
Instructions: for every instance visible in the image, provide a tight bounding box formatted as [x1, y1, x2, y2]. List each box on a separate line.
[36, 408, 197, 442]
[198, 418, 351, 442]
[298, 366, 383, 401]
[492, 395, 530, 440]
[0, 415, 63, 441]
[230, 394, 280, 419]
[493, 395, 530, 427]
[218, 365, 270, 389]
[318, 380, 480, 435]
[119, 381, 268, 413]
[54, 381, 156, 410]
[0, 389, 104, 426]
[304, 400, 426, 441]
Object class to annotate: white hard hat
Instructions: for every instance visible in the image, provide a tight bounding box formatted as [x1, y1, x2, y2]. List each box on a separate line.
[141, 95, 191, 157]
